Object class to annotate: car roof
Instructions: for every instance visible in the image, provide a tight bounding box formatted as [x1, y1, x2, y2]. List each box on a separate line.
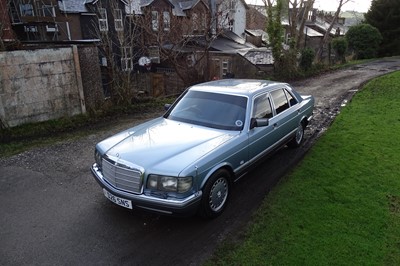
[188, 79, 286, 96]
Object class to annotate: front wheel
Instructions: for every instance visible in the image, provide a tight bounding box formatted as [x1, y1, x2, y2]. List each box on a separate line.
[199, 169, 231, 218]
[287, 122, 305, 148]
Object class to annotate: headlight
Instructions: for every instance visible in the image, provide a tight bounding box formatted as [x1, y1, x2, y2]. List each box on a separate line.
[94, 149, 102, 169]
[147, 175, 192, 193]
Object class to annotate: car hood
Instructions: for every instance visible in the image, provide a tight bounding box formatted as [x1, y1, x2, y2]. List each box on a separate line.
[97, 118, 237, 176]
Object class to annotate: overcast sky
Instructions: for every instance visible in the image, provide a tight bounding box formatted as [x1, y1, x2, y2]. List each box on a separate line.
[314, 0, 372, 12]
[246, 0, 372, 13]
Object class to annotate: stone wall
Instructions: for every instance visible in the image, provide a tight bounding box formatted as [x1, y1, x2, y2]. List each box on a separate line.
[0, 46, 102, 128]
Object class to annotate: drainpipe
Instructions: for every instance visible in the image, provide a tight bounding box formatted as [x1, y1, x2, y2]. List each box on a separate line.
[209, 0, 216, 36]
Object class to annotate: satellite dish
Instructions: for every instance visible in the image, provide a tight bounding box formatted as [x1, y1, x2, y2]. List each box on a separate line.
[138, 56, 151, 66]
[138, 56, 152, 71]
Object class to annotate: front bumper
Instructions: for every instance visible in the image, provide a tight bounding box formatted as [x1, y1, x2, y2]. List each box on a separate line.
[91, 163, 202, 216]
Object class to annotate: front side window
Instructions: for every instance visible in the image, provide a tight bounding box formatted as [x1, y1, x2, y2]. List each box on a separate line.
[167, 91, 247, 131]
[114, 9, 123, 31]
[99, 8, 108, 32]
[271, 89, 290, 114]
[152, 11, 159, 31]
[253, 94, 273, 119]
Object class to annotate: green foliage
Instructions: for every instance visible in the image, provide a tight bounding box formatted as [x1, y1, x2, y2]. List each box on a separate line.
[365, 0, 400, 56]
[266, 0, 284, 64]
[346, 24, 382, 59]
[299, 48, 315, 71]
[346, 24, 381, 58]
[331, 37, 348, 63]
[207, 71, 400, 265]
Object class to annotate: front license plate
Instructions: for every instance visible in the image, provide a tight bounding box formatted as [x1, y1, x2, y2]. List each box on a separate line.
[103, 189, 133, 209]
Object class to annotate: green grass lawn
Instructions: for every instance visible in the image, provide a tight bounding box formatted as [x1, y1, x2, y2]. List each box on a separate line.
[208, 71, 400, 265]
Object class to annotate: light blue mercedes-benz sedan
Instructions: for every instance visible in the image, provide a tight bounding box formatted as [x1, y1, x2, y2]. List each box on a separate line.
[91, 79, 314, 218]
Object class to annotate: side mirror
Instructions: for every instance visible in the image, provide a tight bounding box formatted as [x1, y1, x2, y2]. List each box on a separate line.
[250, 118, 269, 129]
[164, 104, 172, 111]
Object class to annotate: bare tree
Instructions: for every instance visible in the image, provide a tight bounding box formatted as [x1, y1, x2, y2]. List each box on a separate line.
[315, 0, 351, 62]
[134, 0, 232, 87]
[90, 0, 144, 105]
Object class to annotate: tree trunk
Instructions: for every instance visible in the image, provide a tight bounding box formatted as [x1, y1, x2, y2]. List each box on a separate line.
[315, 0, 349, 62]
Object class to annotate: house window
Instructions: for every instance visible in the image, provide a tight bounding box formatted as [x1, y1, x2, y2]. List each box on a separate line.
[46, 24, 58, 32]
[202, 14, 207, 31]
[149, 46, 160, 63]
[114, 9, 123, 31]
[163, 11, 170, 31]
[152, 11, 159, 31]
[222, 60, 229, 76]
[99, 8, 108, 32]
[24, 25, 37, 32]
[41, 5, 55, 17]
[308, 10, 313, 21]
[20, 4, 34, 16]
[121, 46, 133, 71]
[192, 13, 198, 31]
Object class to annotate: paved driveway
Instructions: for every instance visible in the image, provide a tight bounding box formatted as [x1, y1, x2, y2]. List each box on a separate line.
[1, 57, 399, 266]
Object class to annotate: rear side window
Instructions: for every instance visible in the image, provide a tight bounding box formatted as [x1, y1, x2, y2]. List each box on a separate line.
[271, 89, 290, 114]
[285, 90, 298, 106]
[253, 93, 273, 119]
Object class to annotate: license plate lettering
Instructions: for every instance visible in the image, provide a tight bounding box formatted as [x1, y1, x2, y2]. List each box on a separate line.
[103, 189, 133, 209]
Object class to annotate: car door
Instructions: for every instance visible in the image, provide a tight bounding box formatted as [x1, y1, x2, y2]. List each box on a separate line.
[269, 87, 300, 142]
[248, 92, 282, 161]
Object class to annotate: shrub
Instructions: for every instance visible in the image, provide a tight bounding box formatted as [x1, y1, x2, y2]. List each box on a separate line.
[332, 37, 348, 63]
[346, 24, 382, 59]
[299, 48, 315, 71]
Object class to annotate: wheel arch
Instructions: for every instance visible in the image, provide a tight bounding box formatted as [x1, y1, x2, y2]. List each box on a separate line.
[199, 163, 235, 190]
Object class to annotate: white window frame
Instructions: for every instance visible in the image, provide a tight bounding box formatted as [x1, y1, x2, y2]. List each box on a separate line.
[222, 59, 229, 76]
[114, 9, 123, 31]
[42, 4, 55, 17]
[24, 25, 37, 32]
[151, 11, 159, 31]
[192, 13, 199, 31]
[99, 8, 108, 32]
[46, 24, 58, 32]
[20, 3, 34, 16]
[163, 11, 170, 31]
[121, 46, 133, 71]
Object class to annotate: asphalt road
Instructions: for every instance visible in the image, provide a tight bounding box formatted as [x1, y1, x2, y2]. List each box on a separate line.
[1, 58, 400, 266]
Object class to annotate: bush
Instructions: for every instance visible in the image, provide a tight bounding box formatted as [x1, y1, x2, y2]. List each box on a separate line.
[346, 24, 382, 59]
[299, 48, 315, 71]
[331, 37, 348, 63]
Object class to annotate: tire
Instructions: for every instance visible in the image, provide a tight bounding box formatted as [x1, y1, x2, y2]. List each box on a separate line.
[199, 169, 231, 218]
[287, 122, 305, 148]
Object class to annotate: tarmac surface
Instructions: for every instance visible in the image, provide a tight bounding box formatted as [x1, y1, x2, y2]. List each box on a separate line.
[1, 57, 399, 265]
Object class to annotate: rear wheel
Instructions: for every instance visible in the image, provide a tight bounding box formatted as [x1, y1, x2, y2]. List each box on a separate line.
[287, 122, 305, 148]
[199, 169, 231, 218]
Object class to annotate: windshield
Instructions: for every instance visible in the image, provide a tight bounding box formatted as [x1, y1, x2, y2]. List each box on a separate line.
[166, 90, 247, 131]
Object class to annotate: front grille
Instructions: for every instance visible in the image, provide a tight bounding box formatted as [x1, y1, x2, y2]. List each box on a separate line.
[102, 158, 143, 194]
